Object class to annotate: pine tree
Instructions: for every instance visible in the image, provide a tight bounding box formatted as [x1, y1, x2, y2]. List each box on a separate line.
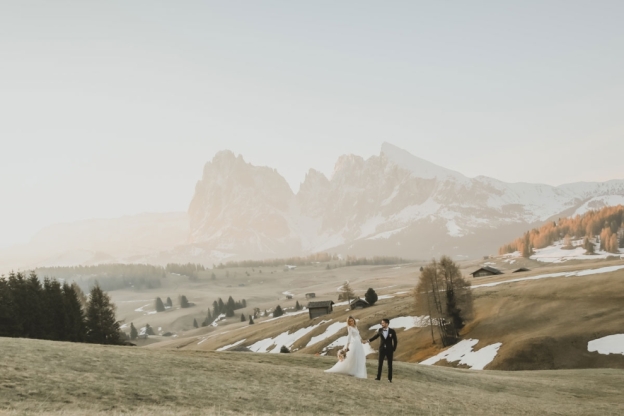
[242, 299, 247, 308]
[85, 284, 122, 345]
[583, 237, 596, 254]
[295, 300, 301, 311]
[179, 295, 190, 308]
[62, 282, 86, 342]
[42, 273, 66, 341]
[218, 298, 225, 313]
[193, 318, 198, 328]
[166, 297, 173, 308]
[25, 272, 45, 339]
[0, 276, 16, 337]
[202, 309, 213, 327]
[364, 288, 378, 306]
[249, 316, 255, 325]
[211, 272, 216, 280]
[145, 323, 155, 336]
[6, 272, 27, 337]
[240, 314, 246, 322]
[226, 296, 236, 317]
[130, 323, 138, 340]
[155, 297, 166, 312]
[273, 305, 284, 317]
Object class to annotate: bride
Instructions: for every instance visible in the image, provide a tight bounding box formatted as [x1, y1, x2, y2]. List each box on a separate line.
[324, 316, 367, 379]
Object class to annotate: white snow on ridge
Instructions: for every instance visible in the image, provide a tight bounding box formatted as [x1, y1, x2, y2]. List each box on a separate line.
[216, 339, 246, 352]
[211, 313, 226, 327]
[369, 316, 431, 331]
[530, 241, 622, 263]
[420, 339, 502, 370]
[249, 320, 330, 353]
[471, 265, 624, 289]
[134, 303, 151, 312]
[574, 196, 624, 217]
[306, 322, 347, 347]
[588, 334, 624, 356]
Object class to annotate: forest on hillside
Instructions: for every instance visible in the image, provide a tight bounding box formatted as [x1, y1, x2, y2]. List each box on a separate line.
[500, 205, 624, 257]
[216, 253, 410, 268]
[36, 264, 166, 292]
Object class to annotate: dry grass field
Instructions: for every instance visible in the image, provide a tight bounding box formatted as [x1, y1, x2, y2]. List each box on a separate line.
[145, 257, 624, 372]
[1, 337, 624, 416]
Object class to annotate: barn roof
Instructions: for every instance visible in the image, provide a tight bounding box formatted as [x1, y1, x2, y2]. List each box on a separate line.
[308, 300, 335, 308]
[513, 267, 530, 273]
[470, 266, 503, 276]
[350, 298, 369, 306]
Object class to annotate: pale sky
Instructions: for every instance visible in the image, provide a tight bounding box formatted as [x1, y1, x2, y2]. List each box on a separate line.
[1, 1, 623, 247]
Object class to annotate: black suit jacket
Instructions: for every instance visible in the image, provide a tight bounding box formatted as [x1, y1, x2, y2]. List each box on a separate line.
[369, 328, 398, 353]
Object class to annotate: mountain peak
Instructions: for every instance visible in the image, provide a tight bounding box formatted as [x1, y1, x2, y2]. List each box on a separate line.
[380, 142, 466, 181]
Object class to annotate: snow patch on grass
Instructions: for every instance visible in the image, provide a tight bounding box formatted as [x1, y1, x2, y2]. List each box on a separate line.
[472, 264, 624, 289]
[306, 322, 347, 347]
[588, 334, 624, 356]
[249, 320, 330, 353]
[420, 339, 502, 370]
[216, 339, 246, 352]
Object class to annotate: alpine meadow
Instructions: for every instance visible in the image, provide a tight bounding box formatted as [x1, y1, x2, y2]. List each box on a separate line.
[2, 2, 624, 415]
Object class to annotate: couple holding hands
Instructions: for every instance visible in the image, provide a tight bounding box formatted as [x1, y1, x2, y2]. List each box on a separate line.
[325, 316, 398, 382]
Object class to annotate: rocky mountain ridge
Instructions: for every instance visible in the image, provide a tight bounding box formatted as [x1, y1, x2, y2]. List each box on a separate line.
[185, 142, 624, 261]
[3, 143, 624, 270]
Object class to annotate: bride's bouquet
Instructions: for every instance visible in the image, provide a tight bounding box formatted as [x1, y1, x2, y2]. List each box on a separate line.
[337, 348, 348, 362]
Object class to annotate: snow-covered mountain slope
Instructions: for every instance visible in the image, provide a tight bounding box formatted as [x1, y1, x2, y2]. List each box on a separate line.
[185, 143, 624, 261]
[5, 143, 624, 270]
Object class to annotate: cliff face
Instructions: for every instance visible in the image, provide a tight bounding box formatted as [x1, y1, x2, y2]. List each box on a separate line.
[185, 143, 624, 260]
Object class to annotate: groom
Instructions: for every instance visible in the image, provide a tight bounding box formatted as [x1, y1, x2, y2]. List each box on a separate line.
[364, 318, 397, 382]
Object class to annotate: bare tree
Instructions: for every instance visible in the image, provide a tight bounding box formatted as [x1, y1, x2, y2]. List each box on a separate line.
[414, 256, 473, 347]
[339, 281, 355, 303]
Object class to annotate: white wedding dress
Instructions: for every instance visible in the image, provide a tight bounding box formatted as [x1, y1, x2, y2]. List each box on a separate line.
[324, 326, 367, 379]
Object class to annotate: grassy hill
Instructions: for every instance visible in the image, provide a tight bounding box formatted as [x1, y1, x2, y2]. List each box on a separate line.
[1, 337, 623, 415]
[147, 259, 624, 372]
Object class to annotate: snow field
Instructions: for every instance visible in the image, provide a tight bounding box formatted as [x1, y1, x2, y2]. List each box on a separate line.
[420, 339, 502, 370]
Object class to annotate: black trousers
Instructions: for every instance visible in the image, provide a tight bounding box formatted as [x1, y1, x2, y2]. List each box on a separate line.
[377, 348, 393, 380]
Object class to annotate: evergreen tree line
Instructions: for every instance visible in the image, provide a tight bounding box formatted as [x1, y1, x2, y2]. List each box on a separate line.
[201, 296, 247, 326]
[500, 205, 624, 257]
[165, 263, 206, 279]
[414, 256, 474, 347]
[155, 295, 192, 312]
[214, 253, 337, 269]
[36, 264, 165, 292]
[215, 253, 411, 270]
[0, 272, 123, 345]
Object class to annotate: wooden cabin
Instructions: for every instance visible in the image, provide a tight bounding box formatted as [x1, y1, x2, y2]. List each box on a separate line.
[350, 298, 369, 309]
[307, 300, 334, 319]
[470, 266, 503, 278]
[513, 267, 530, 273]
[305, 293, 316, 299]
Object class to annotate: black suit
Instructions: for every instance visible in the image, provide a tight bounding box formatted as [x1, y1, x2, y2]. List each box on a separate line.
[369, 327, 398, 381]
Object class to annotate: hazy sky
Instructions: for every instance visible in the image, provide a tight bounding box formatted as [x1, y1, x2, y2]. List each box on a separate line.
[1, 1, 623, 247]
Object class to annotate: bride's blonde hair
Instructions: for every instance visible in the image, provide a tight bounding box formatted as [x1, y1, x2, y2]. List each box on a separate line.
[346, 316, 356, 326]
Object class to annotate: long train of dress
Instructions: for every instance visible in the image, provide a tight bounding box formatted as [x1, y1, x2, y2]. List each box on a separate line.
[324, 326, 367, 379]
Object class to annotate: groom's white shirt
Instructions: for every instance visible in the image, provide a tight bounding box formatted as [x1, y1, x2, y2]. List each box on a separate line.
[382, 328, 389, 338]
